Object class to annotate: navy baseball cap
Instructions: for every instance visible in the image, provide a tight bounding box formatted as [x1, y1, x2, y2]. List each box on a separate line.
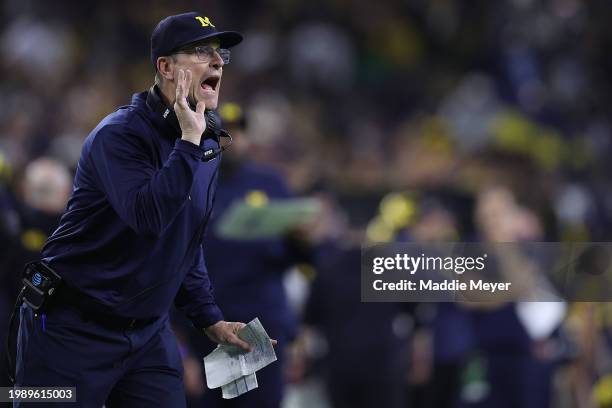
[151, 12, 243, 67]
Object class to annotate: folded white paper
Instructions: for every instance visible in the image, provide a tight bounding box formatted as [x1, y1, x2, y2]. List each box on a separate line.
[204, 318, 277, 396]
[221, 372, 259, 399]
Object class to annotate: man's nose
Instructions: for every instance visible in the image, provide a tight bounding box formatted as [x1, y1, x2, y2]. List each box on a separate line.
[210, 51, 224, 69]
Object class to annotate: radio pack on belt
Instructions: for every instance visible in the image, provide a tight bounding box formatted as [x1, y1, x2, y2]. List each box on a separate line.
[22, 261, 62, 312]
[6, 261, 62, 384]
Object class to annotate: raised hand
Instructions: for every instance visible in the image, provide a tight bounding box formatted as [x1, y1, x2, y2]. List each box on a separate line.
[174, 69, 207, 145]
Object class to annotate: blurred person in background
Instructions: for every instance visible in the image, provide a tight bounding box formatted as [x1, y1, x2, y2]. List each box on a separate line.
[10, 157, 72, 273]
[10, 12, 266, 408]
[400, 198, 476, 408]
[300, 194, 415, 408]
[187, 102, 318, 408]
[461, 185, 565, 408]
[1, 157, 71, 387]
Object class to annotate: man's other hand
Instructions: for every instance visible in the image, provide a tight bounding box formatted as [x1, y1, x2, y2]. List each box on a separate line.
[204, 321, 278, 352]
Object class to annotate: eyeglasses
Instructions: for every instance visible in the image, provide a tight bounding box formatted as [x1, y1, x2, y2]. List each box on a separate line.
[174, 45, 231, 65]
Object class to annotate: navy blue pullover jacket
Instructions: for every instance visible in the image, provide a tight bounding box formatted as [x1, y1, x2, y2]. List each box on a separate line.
[41, 89, 224, 328]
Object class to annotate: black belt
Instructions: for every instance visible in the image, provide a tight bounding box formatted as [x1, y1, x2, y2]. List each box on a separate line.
[49, 282, 159, 331]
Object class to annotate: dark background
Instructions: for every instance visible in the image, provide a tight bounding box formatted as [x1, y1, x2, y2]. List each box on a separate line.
[2, 1, 612, 407]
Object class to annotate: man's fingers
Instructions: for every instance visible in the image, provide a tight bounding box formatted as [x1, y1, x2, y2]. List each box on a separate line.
[230, 334, 252, 352]
[196, 100, 206, 115]
[184, 69, 193, 97]
[232, 322, 246, 331]
[175, 69, 193, 110]
[271, 339, 278, 346]
[175, 69, 184, 102]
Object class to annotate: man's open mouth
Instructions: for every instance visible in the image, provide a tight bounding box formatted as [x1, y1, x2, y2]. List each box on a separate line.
[201, 76, 220, 92]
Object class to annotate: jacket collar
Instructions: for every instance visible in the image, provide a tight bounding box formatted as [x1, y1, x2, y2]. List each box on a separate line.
[138, 85, 182, 139]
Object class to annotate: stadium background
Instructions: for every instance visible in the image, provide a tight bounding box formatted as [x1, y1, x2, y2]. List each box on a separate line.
[2, 0, 612, 407]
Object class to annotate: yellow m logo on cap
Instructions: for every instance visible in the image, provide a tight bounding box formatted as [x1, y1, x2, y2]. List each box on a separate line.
[195, 16, 215, 27]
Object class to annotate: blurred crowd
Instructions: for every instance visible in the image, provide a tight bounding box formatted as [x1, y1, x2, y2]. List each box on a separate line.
[3, 0, 612, 407]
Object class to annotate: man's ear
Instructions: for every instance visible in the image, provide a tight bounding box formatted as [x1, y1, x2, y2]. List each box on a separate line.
[157, 56, 174, 81]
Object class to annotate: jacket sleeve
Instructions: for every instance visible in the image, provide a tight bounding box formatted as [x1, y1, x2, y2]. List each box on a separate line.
[89, 124, 206, 237]
[174, 245, 224, 329]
